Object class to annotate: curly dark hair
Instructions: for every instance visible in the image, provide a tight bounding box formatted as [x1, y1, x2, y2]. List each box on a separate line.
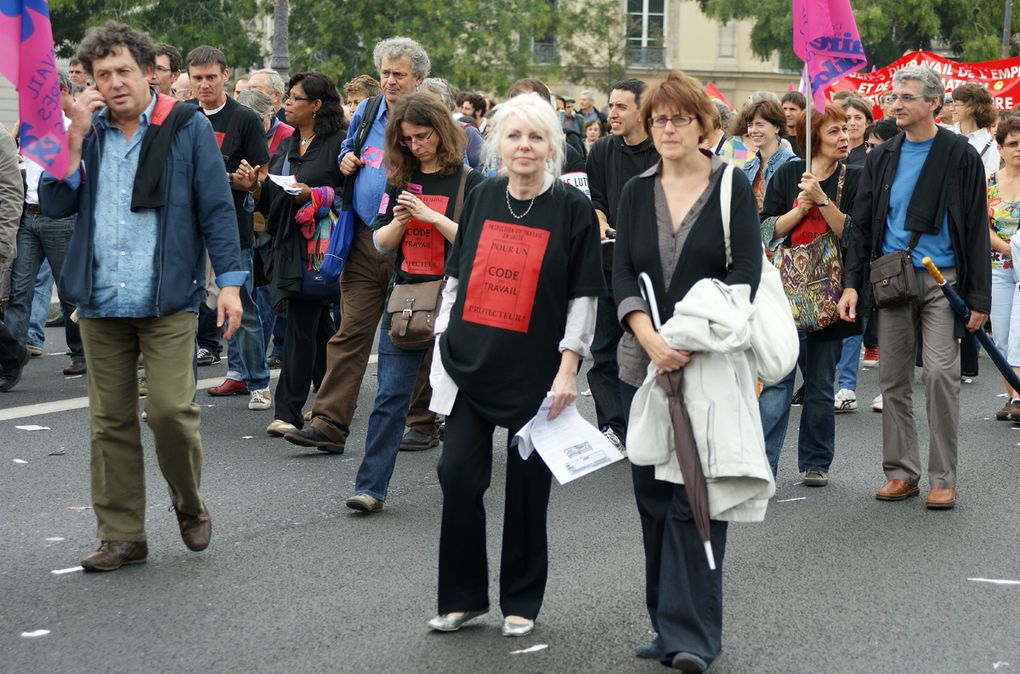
[77, 22, 156, 77]
[287, 72, 345, 137]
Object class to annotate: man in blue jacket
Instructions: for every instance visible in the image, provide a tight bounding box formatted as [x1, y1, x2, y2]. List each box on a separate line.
[40, 22, 245, 571]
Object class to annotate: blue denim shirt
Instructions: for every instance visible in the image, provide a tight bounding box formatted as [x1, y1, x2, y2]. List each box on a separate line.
[339, 96, 388, 226]
[740, 144, 797, 192]
[76, 96, 160, 318]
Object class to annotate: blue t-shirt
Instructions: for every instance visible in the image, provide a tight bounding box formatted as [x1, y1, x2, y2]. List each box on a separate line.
[339, 97, 389, 227]
[883, 137, 956, 269]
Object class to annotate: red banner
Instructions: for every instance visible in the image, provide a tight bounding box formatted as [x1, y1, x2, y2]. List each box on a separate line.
[840, 51, 1020, 111]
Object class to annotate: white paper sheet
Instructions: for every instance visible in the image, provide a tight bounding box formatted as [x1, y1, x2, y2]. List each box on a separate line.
[267, 174, 302, 195]
[515, 395, 623, 485]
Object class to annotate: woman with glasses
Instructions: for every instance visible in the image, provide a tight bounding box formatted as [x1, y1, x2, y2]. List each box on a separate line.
[254, 72, 345, 438]
[614, 71, 762, 670]
[344, 93, 483, 513]
[758, 104, 860, 482]
[426, 92, 604, 638]
[987, 116, 1020, 420]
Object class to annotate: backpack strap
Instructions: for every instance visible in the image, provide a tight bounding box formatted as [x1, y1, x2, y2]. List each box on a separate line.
[452, 166, 469, 223]
[150, 93, 179, 126]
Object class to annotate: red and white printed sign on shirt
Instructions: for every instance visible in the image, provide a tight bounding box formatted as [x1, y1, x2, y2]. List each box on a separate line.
[462, 220, 550, 333]
[401, 194, 449, 276]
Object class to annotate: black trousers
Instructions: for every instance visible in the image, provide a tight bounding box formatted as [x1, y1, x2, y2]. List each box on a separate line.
[196, 303, 221, 355]
[620, 381, 728, 666]
[588, 277, 626, 438]
[274, 298, 334, 426]
[437, 395, 552, 620]
[0, 318, 26, 373]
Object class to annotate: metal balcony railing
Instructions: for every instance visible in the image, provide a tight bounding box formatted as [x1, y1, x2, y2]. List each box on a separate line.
[626, 45, 666, 69]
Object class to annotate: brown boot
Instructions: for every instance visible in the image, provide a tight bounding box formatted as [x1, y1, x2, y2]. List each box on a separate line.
[875, 479, 919, 501]
[996, 402, 1012, 421]
[174, 506, 212, 551]
[81, 540, 148, 572]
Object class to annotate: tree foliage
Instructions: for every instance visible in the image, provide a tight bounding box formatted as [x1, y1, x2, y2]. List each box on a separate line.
[288, 0, 622, 95]
[697, 0, 1020, 71]
[49, 0, 267, 71]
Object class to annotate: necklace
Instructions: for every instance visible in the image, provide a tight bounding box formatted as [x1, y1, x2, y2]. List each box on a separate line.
[505, 185, 537, 220]
[299, 134, 316, 145]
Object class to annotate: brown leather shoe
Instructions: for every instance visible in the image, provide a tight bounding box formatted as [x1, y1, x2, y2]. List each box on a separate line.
[81, 540, 148, 572]
[875, 479, 920, 501]
[996, 402, 1012, 421]
[926, 487, 957, 509]
[174, 506, 212, 551]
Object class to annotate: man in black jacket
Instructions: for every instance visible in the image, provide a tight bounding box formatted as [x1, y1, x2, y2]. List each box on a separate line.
[838, 65, 990, 510]
[585, 78, 658, 450]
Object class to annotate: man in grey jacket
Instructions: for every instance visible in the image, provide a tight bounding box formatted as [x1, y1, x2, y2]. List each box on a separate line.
[0, 123, 26, 391]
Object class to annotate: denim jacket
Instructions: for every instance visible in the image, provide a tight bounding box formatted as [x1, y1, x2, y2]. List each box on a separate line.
[40, 104, 245, 317]
[740, 145, 797, 191]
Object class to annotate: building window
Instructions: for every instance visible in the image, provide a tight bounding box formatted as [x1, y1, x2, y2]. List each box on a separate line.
[626, 0, 665, 68]
[719, 20, 736, 58]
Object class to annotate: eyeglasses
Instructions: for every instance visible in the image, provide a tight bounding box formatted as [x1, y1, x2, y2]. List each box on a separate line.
[285, 94, 313, 102]
[400, 128, 435, 147]
[864, 141, 877, 151]
[650, 114, 695, 129]
[886, 94, 925, 104]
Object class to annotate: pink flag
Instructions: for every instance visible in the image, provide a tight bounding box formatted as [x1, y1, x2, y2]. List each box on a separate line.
[792, 0, 867, 110]
[0, 0, 69, 178]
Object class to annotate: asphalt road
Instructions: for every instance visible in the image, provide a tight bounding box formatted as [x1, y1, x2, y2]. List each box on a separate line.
[2, 331, 1019, 673]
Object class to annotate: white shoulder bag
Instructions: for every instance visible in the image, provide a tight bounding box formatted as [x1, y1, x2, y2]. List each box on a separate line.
[719, 164, 799, 385]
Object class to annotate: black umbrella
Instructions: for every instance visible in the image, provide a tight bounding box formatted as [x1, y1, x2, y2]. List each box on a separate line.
[656, 370, 716, 570]
[921, 257, 1020, 394]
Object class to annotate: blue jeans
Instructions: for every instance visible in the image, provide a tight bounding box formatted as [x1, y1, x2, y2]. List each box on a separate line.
[254, 244, 284, 358]
[27, 260, 53, 347]
[224, 248, 269, 390]
[837, 315, 870, 391]
[758, 336, 841, 476]
[353, 328, 428, 501]
[5, 212, 83, 359]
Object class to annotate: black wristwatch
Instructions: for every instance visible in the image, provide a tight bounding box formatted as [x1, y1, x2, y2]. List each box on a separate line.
[228, 172, 235, 186]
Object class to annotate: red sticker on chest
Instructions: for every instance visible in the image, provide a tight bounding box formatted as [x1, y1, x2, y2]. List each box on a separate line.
[400, 193, 449, 276]
[461, 220, 550, 333]
[213, 131, 225, 149]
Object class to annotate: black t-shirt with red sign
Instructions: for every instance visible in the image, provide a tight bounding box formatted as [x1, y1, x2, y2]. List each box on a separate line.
[198, 96, 270, 249]
[372, 165, 484, 328]
[440, 177, 606, 429]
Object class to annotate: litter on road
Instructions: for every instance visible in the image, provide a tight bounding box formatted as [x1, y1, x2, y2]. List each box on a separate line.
[967, 577, 1020, 586]
[16, 425, 50, 431]
[777, 497, 807, 503]
[13, 459, 27, 464]
[49, 447, 66, 455]
[45, 537, 64, 542]
[510, 644, 548, 655]
[20, 630, 50, 638]
[51, 566, 83, 576]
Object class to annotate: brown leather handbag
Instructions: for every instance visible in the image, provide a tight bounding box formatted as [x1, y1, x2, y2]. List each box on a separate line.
[387, 279, 445, 350]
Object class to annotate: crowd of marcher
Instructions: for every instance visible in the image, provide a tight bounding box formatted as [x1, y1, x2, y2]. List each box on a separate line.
[0, 20, 1010, 672]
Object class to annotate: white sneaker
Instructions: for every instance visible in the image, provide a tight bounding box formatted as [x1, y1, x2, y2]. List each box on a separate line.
[871, 393, 883, 413]
[834, 388, 858, 413]
[266, 419, 296, 436]
[248, 388, 272, 411]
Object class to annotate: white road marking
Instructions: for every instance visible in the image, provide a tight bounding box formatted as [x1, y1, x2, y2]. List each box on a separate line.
[777, 497, 807, 503]
[967, 577, 1020, 586]
[50, 567, 82, 576]
[0, 356, 378, 422]
[20, 630, 51, 638]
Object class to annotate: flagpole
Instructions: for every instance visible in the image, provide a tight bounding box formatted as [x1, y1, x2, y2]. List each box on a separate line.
[804, 68, 812, 170]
